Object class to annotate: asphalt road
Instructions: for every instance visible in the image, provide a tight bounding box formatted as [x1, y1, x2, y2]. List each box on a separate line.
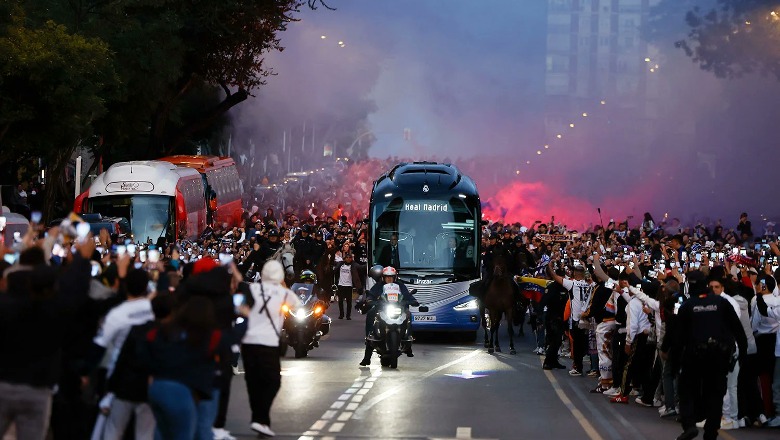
[223, 314, 778, 440]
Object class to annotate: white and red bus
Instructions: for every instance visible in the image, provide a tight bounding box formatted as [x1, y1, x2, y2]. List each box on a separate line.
[158, 155, 243, 228]
[74, 161, 207, 243]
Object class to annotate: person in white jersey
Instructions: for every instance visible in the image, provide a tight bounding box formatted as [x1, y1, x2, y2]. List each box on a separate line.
[548, 262, 593, 376]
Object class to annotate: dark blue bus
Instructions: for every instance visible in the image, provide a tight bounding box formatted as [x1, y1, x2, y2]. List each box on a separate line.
[368, 162, 482, 336]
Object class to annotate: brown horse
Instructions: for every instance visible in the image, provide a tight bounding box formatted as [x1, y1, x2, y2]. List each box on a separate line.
[315, 246, 338, 304]
[483, 247, 516, 354]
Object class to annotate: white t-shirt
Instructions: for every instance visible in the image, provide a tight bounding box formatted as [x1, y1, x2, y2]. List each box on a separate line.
[562, 278, 593, 322]
[243, 282, 302, 347]
[93, 298, 154, 377]
[338, 264, 353, 287]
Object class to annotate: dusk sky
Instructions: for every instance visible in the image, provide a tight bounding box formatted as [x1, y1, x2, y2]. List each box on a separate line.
[231, 0, 780, 227]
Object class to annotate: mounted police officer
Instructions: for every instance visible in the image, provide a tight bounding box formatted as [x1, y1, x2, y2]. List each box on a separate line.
[257, 229, 282, 262]
[292, 224, 315, 270]
[480, 232, 522, 313]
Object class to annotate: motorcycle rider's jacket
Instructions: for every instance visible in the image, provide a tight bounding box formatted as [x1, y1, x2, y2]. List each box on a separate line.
[366, 280, 416, 309]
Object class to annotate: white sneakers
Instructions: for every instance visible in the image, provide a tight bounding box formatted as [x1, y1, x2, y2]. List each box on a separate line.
[695, 418, 740, 430]
[212, 427, 236, 440]
[251, 423, 276, 437]
[602, 387, 621, 397]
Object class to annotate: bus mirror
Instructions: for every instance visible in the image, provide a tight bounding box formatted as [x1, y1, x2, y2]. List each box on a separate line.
[418, 306, 429, 313]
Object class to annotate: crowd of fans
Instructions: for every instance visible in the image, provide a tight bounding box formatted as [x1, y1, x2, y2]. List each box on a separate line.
[483, 211, 780, 439]
[2, 153, 780, 440]
[0, 197, 377, 440]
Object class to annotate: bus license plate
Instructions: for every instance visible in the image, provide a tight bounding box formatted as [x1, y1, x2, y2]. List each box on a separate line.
[414, 315, 436, 321]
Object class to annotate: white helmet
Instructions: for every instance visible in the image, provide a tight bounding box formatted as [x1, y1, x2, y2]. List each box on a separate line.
[381, 266, 397, 277]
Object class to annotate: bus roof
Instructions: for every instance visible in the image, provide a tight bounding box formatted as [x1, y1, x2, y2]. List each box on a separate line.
[159, 155, 235, 173]
[87, 160, 201, 198]
[372, 162, 479, 199]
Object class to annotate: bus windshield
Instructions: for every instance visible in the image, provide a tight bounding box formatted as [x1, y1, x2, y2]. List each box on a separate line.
[89, 195, 173, 244]
[371, 196, 479, 280]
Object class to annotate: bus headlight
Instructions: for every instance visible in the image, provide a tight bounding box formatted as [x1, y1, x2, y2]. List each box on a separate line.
[385, 305, 402, 319]
[453, 299, 478, 311]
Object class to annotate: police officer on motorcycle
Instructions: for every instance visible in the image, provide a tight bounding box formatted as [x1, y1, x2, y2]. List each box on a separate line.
[289, 269, 319, 299]
[359, 266, 418, 366]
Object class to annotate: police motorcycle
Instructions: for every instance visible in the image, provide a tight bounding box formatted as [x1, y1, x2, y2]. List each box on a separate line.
[364, 265, 428, 369]
[281, 270, 331, 358]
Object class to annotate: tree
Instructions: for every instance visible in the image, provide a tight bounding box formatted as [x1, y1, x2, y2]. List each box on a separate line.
[1, 0, 334, 217]
[678, 0, 780, 80]
[0, 5, 119, 219]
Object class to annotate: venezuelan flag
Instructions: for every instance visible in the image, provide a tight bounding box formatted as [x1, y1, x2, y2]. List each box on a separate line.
[516, 276, 549, 303]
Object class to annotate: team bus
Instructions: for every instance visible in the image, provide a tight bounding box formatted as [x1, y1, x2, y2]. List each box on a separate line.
[368, 162, 482, 336]
[158, 155, 243, 228]
[74, 161, 208, 243]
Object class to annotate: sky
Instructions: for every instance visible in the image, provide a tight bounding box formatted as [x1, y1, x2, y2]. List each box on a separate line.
[230, 0, 780, 229]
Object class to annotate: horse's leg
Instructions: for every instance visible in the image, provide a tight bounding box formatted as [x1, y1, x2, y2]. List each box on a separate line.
[492, 311, 501, 353]
[480, 304, 490, 348]
[517, 302, 525, 337]
[507, 307, 516, 355]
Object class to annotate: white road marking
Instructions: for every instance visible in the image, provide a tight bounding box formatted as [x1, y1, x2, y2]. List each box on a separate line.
[444, 369, 488, 379]
[542, 369, 604, 440]
[299, 369, 382, 439]
[429, 426, 498, 440]
[337, 411, 353, 421]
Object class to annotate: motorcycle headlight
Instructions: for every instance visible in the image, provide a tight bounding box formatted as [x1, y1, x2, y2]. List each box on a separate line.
[293, 309, 309, 321]
[453, 299, 478, 311]
[386, 305, 402, 319]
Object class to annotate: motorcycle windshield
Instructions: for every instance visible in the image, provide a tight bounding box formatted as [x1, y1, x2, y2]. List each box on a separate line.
[291, 283, 316, 306]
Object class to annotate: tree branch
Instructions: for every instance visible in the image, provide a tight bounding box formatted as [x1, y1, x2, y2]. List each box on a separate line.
[161, 88, 249, 156]
[308, 0, 336, 11]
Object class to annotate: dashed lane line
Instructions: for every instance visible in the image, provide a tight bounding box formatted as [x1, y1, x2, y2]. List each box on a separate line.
[352, 349, 482, 420]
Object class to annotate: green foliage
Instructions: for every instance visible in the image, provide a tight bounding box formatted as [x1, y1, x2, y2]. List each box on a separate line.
[1, 0, 313, 161]
[678, 0, 780, 80]
[0, 8, 118, 158]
